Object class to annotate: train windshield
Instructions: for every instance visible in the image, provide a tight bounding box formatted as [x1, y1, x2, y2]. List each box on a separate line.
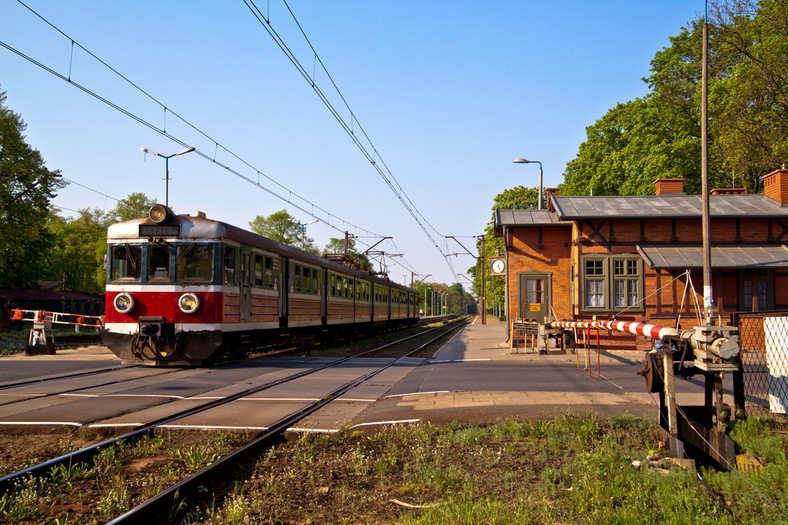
[110, 244, 142, 282]
[176, 243, 215, 283]
[147, 244, 171, 282]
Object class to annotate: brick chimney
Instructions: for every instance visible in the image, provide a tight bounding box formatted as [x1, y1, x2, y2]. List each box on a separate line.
[545, 187, 559, 211]
[762, 168, 788, 205]
[654, 178, 684, 195]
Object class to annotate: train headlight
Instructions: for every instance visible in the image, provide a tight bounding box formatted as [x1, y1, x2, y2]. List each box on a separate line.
[113, 292, 135, 314]
[178, 293, 200, 314]
[148, 204, 172, 224]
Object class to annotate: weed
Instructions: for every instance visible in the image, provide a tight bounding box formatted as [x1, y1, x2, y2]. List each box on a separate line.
[730, 417, 788, 464]
[48, 460, 89, 491]
[172, 444, 219, 471]
[96, 480, 130, 519]
[220, 494, 251, 525]
[0, 476, 45, 520]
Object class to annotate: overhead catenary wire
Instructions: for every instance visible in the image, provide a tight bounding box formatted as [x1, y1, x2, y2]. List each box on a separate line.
[3, 1, 425, 279]
[242, 0, 457, 279]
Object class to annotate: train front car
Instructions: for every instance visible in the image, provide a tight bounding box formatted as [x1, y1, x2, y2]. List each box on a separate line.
[102, 205, 229, 365]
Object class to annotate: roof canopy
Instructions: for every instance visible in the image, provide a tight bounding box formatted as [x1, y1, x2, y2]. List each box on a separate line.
[637, 245, 788, 269]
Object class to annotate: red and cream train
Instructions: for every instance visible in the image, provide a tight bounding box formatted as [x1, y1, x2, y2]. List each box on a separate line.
[102, 205, 420, 365]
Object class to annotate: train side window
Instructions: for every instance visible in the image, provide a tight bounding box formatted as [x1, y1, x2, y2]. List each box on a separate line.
[302, 266, 311, 293]
[311, 269, 319, 295]
[294, 265, 302, 292]
[253, 254, 264, 287]
[176, 244, 214, 283]
[223, 246, 237, 284]
[110, 244, 141, 282]
[264, 257, 274, 289]
[147, 244, 171, 282]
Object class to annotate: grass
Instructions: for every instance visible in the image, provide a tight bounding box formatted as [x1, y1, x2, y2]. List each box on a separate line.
[2, 416, 785, 523]
[191, 414, 788, 524]
[0, 430, 249, 524]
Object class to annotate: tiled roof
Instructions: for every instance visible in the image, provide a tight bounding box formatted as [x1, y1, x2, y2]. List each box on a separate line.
[494, 209, 565, 234]
[552, 194, 788, 219]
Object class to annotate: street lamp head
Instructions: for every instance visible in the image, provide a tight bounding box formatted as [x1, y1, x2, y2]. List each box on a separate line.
[513, 156, 544, 210]
[140, 147, 160, 157]
[176, 146, 196, 156]
[513, 157, 541, 168]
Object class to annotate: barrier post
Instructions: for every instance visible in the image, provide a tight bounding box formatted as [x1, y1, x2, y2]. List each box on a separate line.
[27, 318, 55, 355]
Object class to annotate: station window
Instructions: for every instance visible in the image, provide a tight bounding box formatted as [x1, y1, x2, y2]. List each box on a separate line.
[614, 258, 640, 308]
[581, 255, 642, 312]
[176, 244, 214, 283]
[110, 244, 141, 282]
[739, 269, 773, 311]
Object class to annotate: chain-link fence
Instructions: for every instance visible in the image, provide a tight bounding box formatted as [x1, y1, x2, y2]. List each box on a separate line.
[735, 311, 788, 419]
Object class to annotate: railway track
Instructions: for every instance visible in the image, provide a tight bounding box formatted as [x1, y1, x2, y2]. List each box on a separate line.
[0, 316, 466, 524]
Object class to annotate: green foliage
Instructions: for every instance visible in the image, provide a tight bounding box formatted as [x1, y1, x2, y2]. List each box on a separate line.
[108, 192, 157, 223]
[0, 87, 163, 293]
[467, 185, 536, 317]
[323, 236, 372, 271]
[0, 88, 65, 288]
[562, 0, 787, 196]
[220, 415, 786, 524]
[249, 209, 319, 254]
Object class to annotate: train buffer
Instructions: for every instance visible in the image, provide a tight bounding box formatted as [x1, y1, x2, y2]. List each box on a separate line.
[9, 309, 104, 355]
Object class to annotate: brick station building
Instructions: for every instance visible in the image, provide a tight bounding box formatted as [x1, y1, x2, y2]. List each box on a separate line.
[494, 168, 788, 350]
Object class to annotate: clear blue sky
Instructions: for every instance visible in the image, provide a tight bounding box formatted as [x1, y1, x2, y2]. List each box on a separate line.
[1, 1, 704, 287]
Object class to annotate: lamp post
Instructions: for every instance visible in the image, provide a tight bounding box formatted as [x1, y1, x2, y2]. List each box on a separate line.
[513, 157, 543, 210]
[297, 219, 319, 247]
[140, 146, 195, 207]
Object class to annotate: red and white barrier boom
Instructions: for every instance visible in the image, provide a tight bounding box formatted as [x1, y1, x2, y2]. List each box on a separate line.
[548, 317, 742, 468]
[10, 309, 103, 328]
[548, 318, 739, 361]
[9, 309, 104, 355]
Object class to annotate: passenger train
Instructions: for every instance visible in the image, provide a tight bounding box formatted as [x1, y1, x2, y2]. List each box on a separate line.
[102, 205, 420, 365]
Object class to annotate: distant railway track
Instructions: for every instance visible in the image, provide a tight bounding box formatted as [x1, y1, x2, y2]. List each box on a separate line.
[0, 316, 467, 524]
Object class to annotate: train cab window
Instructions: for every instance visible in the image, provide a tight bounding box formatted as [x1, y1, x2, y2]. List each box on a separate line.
[223, 246, 237, 284]
[176, 244, 214, 283]
[147, 244, 171, 282]
[110, 244, 141, 282]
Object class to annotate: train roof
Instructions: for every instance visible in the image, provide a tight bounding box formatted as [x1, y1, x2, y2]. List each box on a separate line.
[107, 213, 412, 291]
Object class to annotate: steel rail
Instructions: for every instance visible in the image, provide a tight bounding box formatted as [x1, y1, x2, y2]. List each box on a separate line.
[0, 363, 133, 390]
[0, 318, 465, 496]
[106, 318, 467, 524]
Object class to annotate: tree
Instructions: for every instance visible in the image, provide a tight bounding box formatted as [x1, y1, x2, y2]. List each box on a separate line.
[323, 236, 372, 272]
[0, 88, 65, 288]
[710, 0, 788, 188]
[562, 0, 787, 196]
[46, 208, 108, 293]
[561, 96, 701, 196]
[249, 210, 319, 253]
[108, 192, 157, 222]
[467, 185, 538, 319]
